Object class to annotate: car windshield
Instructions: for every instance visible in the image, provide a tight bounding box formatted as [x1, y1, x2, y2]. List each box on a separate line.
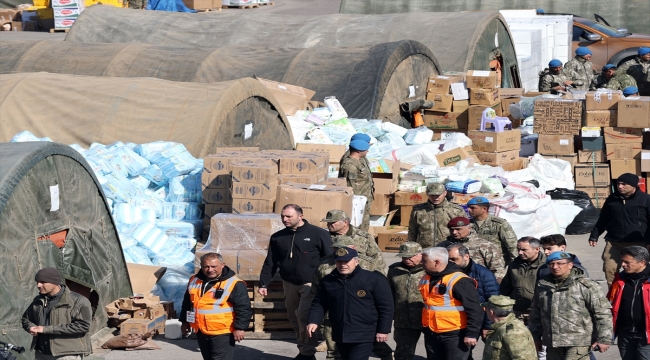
[577, 18, 627, 37]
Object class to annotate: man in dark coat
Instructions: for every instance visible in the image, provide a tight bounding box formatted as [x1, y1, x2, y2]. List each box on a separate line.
[307, 247, 394, 360]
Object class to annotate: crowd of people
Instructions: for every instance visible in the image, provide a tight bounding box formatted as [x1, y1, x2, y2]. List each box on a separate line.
[539, 46, 650, 97]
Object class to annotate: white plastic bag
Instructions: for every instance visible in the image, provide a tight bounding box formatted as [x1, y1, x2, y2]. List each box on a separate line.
[403, 126, 434, 145]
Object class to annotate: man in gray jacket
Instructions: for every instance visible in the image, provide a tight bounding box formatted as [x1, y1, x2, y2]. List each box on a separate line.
[22, 267, 92, 360]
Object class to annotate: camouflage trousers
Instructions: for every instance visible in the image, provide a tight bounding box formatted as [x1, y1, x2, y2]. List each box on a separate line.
[128, 0, 147, 9]
[394, 327, 421, 360]
[359, 200, 372, 231]
[546, 346, 591, 360]
[323, 315, 393, 360]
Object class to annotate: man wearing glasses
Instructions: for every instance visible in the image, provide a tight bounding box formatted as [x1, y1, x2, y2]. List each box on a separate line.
[529, 251, 613, 360]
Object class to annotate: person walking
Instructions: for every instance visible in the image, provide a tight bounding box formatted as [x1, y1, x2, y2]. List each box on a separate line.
[387, 242, 426, 360]
[339, 138, 374, 231]
[481, 295, 537, 360]
[408, 182, 466, 247]
[438, 217, 506, 282]
[563, 47, 596, 91]
[589, 173, 650, 285]
[467, 197, 518, 265]
[21, 267, 92, 360]
[307, 247, 394, 360]
[529, 251, 613, 360]
[180, 253, 251, 360]
[606, 245, 650, 360]
[259, 204, 333, 360]
[419, 247, 483, 360]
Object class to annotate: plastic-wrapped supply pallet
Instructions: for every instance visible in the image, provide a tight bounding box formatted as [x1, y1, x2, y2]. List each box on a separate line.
[275, 182, 354, 228]
[203, 213, 283, 253]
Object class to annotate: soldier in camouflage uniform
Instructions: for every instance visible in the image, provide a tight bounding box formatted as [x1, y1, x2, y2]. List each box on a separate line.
[339, 139, 374, 231]
[437, 217, 506, 282]
[529, 251, 613, 360]
[539, 59, 572, 93]
[481, 295, 537, 360]
[467, 197, 518, 265]
[618, 47, 650, 96]
[322, 209, 386, 272]
[590, 64, 638, 91]
[387, 242, 425, 360]
[311, 236, 392, 360]
[128, 0, 147, 9]
[408, 182, 466, 247]
[563, 47, 596, 91]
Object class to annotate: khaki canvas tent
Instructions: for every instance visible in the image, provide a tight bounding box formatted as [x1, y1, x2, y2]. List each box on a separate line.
[0, 39, 440, 125]
[65, 6, 521, 88]
[0, 141, 133, 360]
[0, 73, 293, 158]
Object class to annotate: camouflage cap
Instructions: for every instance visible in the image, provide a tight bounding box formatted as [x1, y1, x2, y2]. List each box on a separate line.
[321, 209, 350, 223]
[396, 242, 423, 257]
[426, 182, 446, 195]
[332, 235, 356, 248]
[482, 295, 516, 309]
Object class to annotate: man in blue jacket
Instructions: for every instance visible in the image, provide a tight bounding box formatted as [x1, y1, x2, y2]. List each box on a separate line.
[307, 247, 394, 360]
[447, 243, 499, 358]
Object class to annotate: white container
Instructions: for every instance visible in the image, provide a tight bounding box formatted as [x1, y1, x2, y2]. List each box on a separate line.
[53, 7, 82, 18]
[380, 122, 408, 137]
[324, 96, 348, 121]
[165, 319, 183, 340]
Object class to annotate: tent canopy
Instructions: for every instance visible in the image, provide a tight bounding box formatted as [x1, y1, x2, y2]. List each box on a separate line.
[0, 141, 132, 360]
[0, 39, 440, 124]
[0, 73, 293, 158]
[65, 6, 521, 87]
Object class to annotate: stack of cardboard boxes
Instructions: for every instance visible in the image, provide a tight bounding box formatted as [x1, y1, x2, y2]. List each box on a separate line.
[231, 159, 278, 214]
[617, 95, 650, 193]
[424, 74, 468, 135]
[106, 296, 167, 335]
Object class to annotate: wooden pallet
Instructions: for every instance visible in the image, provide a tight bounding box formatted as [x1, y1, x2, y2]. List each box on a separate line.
[195, 8, 222, 12]
[257, 1, 274, 5]
[49, 28, 69, 33]
[243, 278, 295, 339]
[222, 3, 259, 9]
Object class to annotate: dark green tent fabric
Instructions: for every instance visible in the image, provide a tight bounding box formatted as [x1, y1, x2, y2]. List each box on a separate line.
[0, 39, 440, 124]
[65, 6, 521, 87]
[0, 141, 132, 360]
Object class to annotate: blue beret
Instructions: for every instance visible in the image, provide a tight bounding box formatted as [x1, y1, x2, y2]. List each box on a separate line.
[623, 86, 639, 96]
[350, 133, 371, 143]
[576, 47, 592, 56]
[602, 64, 617, 71]
[639, 47, 650, 56]
[349, 139, 370, 151]
[548, 59, 562, 68]
[546, 251, 573, 264]
[536, 8, 545, 14]
[467, 197, 490, 206]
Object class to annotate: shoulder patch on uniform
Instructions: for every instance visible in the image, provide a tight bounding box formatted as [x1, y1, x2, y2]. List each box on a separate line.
[357, 290, 366, 297]
[506, 323, 514, 332]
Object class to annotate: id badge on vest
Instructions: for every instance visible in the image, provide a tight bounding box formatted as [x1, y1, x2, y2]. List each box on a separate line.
[186, 310, 196, 323]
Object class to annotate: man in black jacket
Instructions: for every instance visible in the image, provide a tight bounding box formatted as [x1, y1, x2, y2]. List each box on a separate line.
[259, 204, 333, 360]
[589, 173, 650, 285]
[307, 247, 394, 360]
[180, 253, 251, 360]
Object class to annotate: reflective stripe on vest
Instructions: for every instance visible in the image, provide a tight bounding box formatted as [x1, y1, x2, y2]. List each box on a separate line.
[187, 275, 242, 336]
[419, 272, 472, 333]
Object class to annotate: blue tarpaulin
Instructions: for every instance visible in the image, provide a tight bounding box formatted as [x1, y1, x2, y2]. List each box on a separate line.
[146, 0, 195, 12]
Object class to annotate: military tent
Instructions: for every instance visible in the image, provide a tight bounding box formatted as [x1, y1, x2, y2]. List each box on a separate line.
[0, 73, 293, 158]
[0, 141, 132, 360]
[0, 39, 440, 125]
[65, 6, 521, 88]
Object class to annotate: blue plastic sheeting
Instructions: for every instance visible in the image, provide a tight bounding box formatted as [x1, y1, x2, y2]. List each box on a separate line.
[146, 0, 196, 13]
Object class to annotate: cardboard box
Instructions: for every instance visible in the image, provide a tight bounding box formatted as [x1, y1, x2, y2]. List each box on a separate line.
[469, 88, 501, 106]
[370, 194, 391, 215]
[260, 150, 329, 175]
[475, 149, 519, 165]
[537, 134, 575, 155]
[202, 188, 232, 205]
[231, 159, 277, 183]
[376, 226, 409, 252]
[399, 205, 413, 226]
[215, 147, 259, 152]
[436, 146, 482, 167]
[53, 17, 75, 29]
[120, 314, 167, 335]
[132, 304, 166, 320]
[232, 181, 278, 200]
[468, 129, 521, 153]
[642, 150, 650, 172]
[275, 183, 354, 228]
[451, 193, 500, 205]
[500, 157, 530, 171]
[52, 7, 81, 18]
[325, 178, 347, 187]
[585, 91, 623, 110]
[423, 111, 468, 129]
[576, 186, 610, 208]
[603, 127, 643, 144]
[254, 78, 315, 116]
[125, 263, 167, 296]
[533, 98, 583, 135]
[498, 88, 525, 99]
[584, 110, 617, 127]
[606, 143, 641, 160]
[431, 129, 467, 141]
[468, 104, 500, 130]
[617, 97, 650, 128]
[231, 198, 275, 214]
[372, 160, 400, 194]
[578, 150, 604, 163]
[277, 173, 326, 185]
[204, 204, 233, 218]
[295, 143, 347, 164]
[574, 164, 610, 187]
[203, 152, 244, 175]
[183, 0, 211, 9]
[610, 159, 641, 178]
[500, 96, 521, 117]
[207, 213, 282, 250]
[453, 100, 469, 113]
[426, 75, 463, 94]
[426, 93, 454, 112]
[466, 70, 499, 89]
[201, 173, 231, 190]
[394, 191, 428, 206]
